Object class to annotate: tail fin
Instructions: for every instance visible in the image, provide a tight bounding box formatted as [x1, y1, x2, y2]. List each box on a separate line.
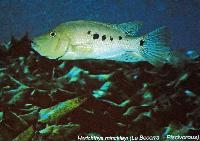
[138, 26, 172, 67]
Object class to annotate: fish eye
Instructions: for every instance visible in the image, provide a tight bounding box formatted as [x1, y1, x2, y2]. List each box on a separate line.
[50, 31, 56, 37]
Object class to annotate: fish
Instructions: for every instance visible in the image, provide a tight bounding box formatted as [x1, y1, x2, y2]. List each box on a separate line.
[31, 20, 172, 67]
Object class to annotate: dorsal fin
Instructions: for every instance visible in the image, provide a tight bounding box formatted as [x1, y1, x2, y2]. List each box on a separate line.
[113, 21, 143, 36]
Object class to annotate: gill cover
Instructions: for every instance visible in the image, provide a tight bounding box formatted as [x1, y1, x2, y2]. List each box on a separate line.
[32, 25, 69, 59]
[52, 37, 69, 59]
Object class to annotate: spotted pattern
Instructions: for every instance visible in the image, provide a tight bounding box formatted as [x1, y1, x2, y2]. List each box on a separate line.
[87, 31, 91, 34]
[102, 35, 106, 41]
[140, 39, 145, 46]
[93, 33, 99, 39]
[88, 31, 124, 42]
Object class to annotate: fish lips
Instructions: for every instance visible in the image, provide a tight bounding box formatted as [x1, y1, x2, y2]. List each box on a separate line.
[31, 41, 37, 47]
[31, 41, 41, 54]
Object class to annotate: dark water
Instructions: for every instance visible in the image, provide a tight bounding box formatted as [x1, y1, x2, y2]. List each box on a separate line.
[0, 0, 200, 51]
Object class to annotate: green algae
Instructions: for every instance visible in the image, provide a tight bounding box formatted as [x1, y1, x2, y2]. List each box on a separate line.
[38, 96, 88, 123]
[12, 126, 34, 141]
[39, 124, 80, 140]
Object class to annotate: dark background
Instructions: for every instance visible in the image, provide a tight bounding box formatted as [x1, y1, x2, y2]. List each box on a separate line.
[0, 0, 199, 51]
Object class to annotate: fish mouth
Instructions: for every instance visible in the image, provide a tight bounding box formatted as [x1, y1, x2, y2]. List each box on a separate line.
[31, 40, 38, 48]
[31, 40, 37, 46]
[31, 40, 40, 53]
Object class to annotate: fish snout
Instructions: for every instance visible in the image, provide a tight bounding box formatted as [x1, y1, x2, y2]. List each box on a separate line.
[31, 41, 35, 46]
[31, 40, 40, 53]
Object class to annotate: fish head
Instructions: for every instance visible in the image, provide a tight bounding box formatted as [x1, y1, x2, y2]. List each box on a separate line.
[31, 24, 69, 59]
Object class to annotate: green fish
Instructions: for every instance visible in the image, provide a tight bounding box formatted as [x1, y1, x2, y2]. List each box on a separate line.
[32, 20, 172, 66]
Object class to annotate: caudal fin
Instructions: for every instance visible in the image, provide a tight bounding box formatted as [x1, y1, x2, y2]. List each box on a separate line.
[138, 26, 172, 67]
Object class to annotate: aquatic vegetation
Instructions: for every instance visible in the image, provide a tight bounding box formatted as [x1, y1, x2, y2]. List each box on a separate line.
[0, 35, 200, 140]
[38, 124, 80, 140]
[39, 96, 88, 123]
[12, 126, 34, 141]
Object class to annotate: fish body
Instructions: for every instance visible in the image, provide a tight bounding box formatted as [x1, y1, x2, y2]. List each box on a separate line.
[32, 20, 172, 66]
